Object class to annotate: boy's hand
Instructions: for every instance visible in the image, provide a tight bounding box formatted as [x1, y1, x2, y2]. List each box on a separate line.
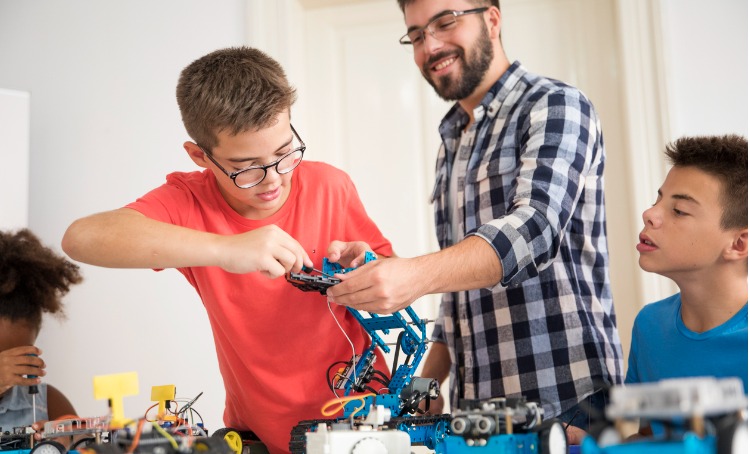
[217, 225, 312, 278]
[326, 241, 374, 268]
[0, 346, 44, 394]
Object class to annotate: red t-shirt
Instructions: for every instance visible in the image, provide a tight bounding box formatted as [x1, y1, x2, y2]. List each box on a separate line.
[126, 161, 393, 453]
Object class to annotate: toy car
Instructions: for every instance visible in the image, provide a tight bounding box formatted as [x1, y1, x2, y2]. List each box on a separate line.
[0, 375, 231, 454]
[434, 397, 567, 454]
[581, 376, 748, 454]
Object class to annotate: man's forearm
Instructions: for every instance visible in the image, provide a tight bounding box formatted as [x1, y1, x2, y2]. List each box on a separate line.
[414, 235, 503, 295]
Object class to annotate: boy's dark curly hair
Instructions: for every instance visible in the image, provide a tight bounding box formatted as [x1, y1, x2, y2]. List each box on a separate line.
[0, 229, 83, 330]
[665, 134, 748, 230]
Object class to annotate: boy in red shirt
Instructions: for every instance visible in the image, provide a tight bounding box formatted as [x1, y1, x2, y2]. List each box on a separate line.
[62, 46, 392, 453]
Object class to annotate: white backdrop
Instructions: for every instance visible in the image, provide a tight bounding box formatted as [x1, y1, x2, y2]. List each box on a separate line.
[0, 88, 30, 230]
[0, 0, 746, 437]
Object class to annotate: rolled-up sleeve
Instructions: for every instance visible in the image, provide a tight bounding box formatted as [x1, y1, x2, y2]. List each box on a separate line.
[473, 89, 601, 285]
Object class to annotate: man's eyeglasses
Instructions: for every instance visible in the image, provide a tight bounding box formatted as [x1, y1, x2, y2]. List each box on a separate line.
[199, 125, 306, 189]
[399, 7, 489, 47]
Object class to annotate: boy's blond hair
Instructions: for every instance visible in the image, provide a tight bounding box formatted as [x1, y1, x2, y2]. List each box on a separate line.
[176, 46, 297, 151]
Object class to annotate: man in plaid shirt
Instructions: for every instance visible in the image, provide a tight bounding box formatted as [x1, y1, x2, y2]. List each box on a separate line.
[328, 0, 624, 443]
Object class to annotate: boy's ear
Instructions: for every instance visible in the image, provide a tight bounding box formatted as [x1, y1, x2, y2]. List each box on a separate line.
[184, 142, 210, 169]
[725, 228, 749, 261]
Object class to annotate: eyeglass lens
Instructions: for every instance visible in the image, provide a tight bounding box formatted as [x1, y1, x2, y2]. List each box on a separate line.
[234, 149, 304, 188]
[409, 14, 457, 44]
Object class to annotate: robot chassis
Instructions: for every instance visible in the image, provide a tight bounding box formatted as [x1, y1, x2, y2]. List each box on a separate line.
[0, 378, 231, 454]
[286, 252, 448, 452]
[286, 253, 567, 454]
[581, 376, 748, 454]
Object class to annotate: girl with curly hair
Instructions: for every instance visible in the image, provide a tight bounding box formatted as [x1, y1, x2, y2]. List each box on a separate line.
[0, 228, 81, 428]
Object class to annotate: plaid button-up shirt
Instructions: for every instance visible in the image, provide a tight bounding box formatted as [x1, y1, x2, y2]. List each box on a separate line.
[431, 61, 624, 418]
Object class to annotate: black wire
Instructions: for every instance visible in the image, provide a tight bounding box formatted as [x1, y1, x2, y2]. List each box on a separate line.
[391, 332, 405, 378]
[190, 408, 204, 426]
[372, 368, 390, 381]
[562, 385, 609, 431]
[178, 392, 204, 416]
[399, 390, 428, 416]
[563, 409, 582, 431]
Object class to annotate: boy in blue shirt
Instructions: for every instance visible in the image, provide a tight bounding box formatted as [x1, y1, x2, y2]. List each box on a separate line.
[627, 134, 748, 393]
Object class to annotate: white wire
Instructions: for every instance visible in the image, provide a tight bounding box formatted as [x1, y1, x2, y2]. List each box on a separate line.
[328, 300, 357, 398]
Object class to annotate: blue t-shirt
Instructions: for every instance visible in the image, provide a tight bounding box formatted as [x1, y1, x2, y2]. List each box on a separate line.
[625, 293, 748, 393]
[0, 384, 48, 430]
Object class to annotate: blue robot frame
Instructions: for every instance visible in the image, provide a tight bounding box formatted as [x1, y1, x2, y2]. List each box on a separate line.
[286, 252, 449, 451]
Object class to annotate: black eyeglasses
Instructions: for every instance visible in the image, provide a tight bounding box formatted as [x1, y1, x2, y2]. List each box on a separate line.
[399, 7, 489, 47]
[199, 125, 306, 189]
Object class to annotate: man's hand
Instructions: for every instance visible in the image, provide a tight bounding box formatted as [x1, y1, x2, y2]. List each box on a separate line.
[216, 225, 312, 278]
[0, 346, 44, 395]
[326, 237, 501, 314]
[326, 256, 426, 314]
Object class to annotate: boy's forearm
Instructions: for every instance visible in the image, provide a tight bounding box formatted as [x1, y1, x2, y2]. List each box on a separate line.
[62, 208, 221, 269]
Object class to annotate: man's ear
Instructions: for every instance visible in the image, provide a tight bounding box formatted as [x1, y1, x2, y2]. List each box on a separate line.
[487, 5, 502, 38]
[184, 142, 210, 169]
[726, 228, 748, 261]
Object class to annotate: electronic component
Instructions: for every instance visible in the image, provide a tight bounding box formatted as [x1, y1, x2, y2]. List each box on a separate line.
[286, 252, 377, 294]
[287, 252, 449, 453]
[435, 397, 566, 453]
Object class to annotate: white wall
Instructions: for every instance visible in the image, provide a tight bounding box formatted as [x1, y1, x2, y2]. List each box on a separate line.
[660, 0, 748, 139]
[0, 0, 746, 437]
[0, 0, 247, 430]
[0, 88, 30, 229]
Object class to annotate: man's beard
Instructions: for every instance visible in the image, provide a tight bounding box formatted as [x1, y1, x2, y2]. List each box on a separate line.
[422, 29, 494, 101]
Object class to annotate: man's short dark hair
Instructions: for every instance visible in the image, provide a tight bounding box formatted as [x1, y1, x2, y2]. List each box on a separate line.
[397, 0, 499, 14]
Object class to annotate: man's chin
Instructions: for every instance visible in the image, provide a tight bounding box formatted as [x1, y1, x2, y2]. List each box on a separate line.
[429, 75, 462, 101]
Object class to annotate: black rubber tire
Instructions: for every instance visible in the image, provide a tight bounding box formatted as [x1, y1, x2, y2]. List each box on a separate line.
[536, 419, 568, 454]
[30, 440, 68, 454]
[211, 428, 243, 454]
[194, 436, 233, 454]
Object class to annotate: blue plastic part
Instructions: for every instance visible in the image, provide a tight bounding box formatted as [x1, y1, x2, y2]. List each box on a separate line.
[580, 432, 716, 454]
[290, 251, 445, 448]
[340, 307, 429, 410]
[319, 252, 441, 446]
[321, 251, 377, 275]
[436, 433, 541, 454]
[395, 418, 449, 450]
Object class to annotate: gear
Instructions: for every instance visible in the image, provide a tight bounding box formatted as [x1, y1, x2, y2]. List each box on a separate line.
[350, 437, 388, 454]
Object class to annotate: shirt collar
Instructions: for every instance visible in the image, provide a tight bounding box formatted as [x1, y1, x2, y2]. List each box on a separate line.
[439, 60, 527, 140]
